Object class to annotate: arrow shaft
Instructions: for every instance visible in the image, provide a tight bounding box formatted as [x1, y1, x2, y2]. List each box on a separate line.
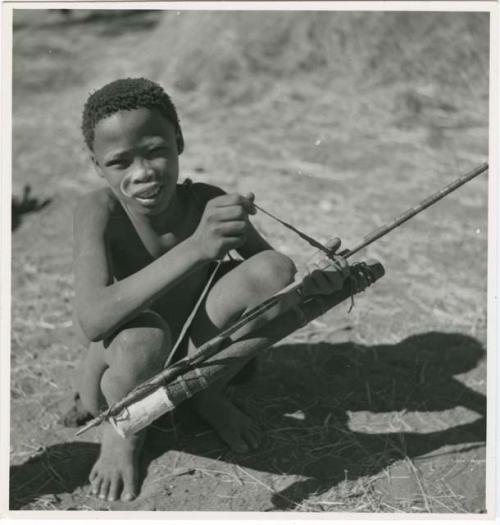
[344, 162, 488, 258]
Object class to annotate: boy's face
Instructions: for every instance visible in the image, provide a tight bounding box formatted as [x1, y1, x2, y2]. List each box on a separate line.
[92, 107, 180, 217]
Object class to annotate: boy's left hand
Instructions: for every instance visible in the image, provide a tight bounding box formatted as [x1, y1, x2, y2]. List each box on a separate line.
[301, 238, 351, 296]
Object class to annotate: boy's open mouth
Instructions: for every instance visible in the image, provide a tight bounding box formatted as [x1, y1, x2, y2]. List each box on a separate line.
[134, 185, 162, 203]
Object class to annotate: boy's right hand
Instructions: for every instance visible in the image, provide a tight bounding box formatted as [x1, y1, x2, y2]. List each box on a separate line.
[191, 193, 256, 261]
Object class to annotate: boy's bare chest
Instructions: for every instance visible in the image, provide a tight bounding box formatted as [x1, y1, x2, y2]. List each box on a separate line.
[107, 211, 208, 326]
[108, 209, 198, 276]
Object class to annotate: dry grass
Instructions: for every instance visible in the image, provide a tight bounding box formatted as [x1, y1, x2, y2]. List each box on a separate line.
[10, 9, 488, 513]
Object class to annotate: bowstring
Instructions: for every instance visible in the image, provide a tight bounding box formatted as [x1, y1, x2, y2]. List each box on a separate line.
[253, 203, 333, 257]
[254, 202, 356, 311]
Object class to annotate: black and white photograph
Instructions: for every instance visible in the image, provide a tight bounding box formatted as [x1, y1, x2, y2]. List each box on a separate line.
[3, 2, 496, 516]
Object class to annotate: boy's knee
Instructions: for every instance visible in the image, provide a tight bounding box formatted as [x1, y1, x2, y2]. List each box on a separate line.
[108, 311, 171, 378]
[247, 250, 296, 294]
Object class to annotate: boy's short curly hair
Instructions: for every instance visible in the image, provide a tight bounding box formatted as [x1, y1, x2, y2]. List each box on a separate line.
[81, 78, 184, 153]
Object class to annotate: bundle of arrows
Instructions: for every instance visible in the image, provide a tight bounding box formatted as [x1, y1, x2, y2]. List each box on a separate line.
[76, 162, 488, 439]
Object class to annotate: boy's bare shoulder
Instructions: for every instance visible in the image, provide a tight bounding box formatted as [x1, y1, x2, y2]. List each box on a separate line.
[74, 188, 123, 235]
[188, 181, 226, 206]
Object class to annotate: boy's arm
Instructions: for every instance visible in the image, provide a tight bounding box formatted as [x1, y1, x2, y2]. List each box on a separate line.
[75, 187, 257, 342]
[73, 192, 207, 342]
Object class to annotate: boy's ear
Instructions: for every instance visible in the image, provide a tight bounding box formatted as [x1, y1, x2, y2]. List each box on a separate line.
[90, 153, 104, 177]
[176, 128, 184, 155]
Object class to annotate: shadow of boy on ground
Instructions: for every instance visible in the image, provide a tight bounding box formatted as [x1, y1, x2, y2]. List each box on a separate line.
[146, 330, 486, 509]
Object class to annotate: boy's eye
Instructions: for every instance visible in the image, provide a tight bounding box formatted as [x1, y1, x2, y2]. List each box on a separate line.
[147, 146, 169, 158]
[149, 147, 168, 158]
[107, 159, 130, 169]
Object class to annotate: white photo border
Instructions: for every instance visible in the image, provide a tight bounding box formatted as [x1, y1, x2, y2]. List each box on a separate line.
[1, 2, 498, 523]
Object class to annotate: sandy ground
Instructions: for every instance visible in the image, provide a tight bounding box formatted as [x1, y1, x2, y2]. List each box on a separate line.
[9, 10, 488, 512]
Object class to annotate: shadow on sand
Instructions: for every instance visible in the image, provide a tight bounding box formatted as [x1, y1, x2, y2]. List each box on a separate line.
[10, 331, 486, 510]
[9, 442, 99, 509]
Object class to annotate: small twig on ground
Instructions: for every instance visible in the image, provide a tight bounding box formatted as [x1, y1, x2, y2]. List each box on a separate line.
[379, 501, 405, 512]
[193, 467, 243, 484]
[443, 481, 468, 512]
[404, 456, 431, 513]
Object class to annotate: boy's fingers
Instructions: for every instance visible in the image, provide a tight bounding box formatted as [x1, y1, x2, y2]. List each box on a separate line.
[302, 272, 318, 295]
[304, 267, 350, 296]
[308, 270, 340, 295]
[331, 257, 350, 280]
[221, 235, 247, 253]
[327, 271, 345, 291]
[307, 239, 341, 268]
[325, 237, 341, 254]
[312, 270, 330, 291]
[242, 192, 256, 214]
[352, 268, 368, 292]
[358, 266, 372, 285]
[354, 263, 375, 290]
[215, 221, 248, 237]
[364, 265, 376, 284]
[212, 193, 254, 210]
[213, 205, 248, 222]
[210, 200, 254, 219]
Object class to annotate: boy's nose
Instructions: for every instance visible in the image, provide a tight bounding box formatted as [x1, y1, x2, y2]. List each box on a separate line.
[131, 160, 155, 183]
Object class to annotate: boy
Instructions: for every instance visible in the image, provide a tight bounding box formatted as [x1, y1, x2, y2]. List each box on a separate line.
[74, 78, 352, 503]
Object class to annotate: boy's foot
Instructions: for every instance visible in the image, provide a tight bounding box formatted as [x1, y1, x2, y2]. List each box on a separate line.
[191, 390, 261, 453]
[89, 423, 144, 502]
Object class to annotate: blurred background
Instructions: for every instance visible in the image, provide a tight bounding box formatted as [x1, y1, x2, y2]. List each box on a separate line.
[10, 9, 489, 512]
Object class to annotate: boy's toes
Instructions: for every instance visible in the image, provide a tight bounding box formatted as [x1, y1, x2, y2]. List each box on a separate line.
[99, 479, 110, 499]
[108, 475, 121, 502]
[121, 490, 136, 503]
[90, 475, 102, 496]
[121, 468, 138, 502]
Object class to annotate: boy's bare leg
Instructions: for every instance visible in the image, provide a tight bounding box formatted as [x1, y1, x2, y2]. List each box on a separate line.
[79, 311, 171, 502]
[188, 251, 296, 453]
